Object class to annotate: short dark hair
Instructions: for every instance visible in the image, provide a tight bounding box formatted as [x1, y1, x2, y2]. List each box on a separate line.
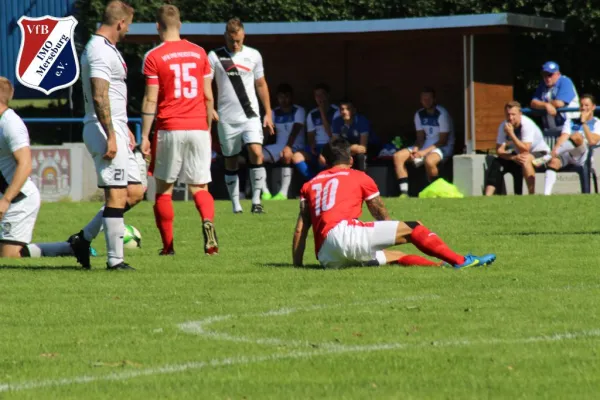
[339, 99, 354, 108]
[226, 17, 244, 33]
[421, 87, 436, 97]
[276, 83, 293, 95]
[322, 137, 352, 166]
[314, 83, 330, 93]
[581, 93, 597, 105]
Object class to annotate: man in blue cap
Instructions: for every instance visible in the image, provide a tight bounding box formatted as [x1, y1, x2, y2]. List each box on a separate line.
[530, 61, 579, 132]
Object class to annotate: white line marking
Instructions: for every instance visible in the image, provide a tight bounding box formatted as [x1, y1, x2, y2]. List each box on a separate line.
[2, 329, 600, 393]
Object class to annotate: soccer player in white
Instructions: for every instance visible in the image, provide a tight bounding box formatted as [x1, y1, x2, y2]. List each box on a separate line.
[69, 1, 143, 270]
[208, 18, 274, 214]
[393, 87, 454, 197]
[541, 94, 600, 195]
[0, 77, 79, 258]
[261, 83, 305, 200]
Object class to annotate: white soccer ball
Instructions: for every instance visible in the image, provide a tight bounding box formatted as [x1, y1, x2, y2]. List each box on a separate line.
[123, 224, 142, 249]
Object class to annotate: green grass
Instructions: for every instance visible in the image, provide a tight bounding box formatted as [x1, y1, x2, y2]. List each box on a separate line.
[10, 98, 63, 110]
[1, 195, 600, 399]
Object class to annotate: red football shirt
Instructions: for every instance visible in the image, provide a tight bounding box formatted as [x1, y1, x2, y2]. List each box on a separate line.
[142, 40, 211, 131]
[300, 166, 380, 255]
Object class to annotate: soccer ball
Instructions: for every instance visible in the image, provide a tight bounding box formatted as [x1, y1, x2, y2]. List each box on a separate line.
[123, 224, 142, 249]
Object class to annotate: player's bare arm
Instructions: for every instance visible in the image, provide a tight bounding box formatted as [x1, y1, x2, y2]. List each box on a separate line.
[292, 200, 312, 267]
[140, 84, 159, 156]
[412, 130, 425, 154]
[366, 195, 390, 221]
[503, 124, 530, 153]
[319, 105, 333, 138]
[0, 147, 32, 219]
[203, 76, 214, 131]
[255, 77, 274, 134]
[90, 77, 117, 160]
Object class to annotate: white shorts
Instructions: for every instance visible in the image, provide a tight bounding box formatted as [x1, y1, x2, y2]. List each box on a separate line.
[264, 143, 303, 163]
[317, 220, 399, 269]
[558, 141, 588, 168]
[153, 130, 212, 185]
[407, 146, 452, 168]
[83, 121, 142, 188]
[218, 118, 263, 157]
[0, 189, 40, 245]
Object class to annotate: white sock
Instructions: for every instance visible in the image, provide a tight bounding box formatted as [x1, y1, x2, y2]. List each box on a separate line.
[26, 242, 73, 257]
[103, 212, 124, 267]
[399, 182, 409, 193]
[83, 206, 104, 241]
[225, 171, 242, 212]
[279, 166, 293, 196]
[250, 165, 266, 205]
[544, 169, 557, 195]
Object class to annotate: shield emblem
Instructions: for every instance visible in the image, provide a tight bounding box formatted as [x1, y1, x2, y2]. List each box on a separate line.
[15, 16, 79, 95]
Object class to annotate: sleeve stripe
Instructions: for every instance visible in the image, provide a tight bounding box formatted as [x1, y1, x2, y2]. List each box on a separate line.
[146, 75, 158, 79]
[365, 192, 380, 201]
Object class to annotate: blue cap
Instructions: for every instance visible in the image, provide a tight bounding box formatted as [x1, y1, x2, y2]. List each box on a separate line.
[542, 61, 559, 74]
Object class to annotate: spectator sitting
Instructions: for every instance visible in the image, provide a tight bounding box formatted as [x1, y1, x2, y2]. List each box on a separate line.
[261, 83, 306, 200]
[539, 94, 600, 195]
[393, 87, 455, 197]
[331, 100, 371, 171]
[292, 83, 339, 181]
[484, 101, 550, 196]
[530, 61, 579, 133]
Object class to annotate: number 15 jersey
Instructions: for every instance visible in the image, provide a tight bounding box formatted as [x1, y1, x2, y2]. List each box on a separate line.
[300, 167, 380, 255]
[142, 40, 211, 131]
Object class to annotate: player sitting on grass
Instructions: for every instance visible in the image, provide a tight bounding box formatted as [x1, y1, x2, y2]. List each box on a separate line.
[292, 137, 496, 269]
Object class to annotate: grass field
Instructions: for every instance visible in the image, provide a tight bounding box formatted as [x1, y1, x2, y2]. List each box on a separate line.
[1, 195, 600, 399]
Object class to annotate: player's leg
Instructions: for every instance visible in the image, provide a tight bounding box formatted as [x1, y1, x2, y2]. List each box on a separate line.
[382, 250, 443, 267]
[261, 144, 281, 200]
[276, 146, 295, 200]
[393, 220, 496, 268]
[292, 150, 313, 180]
[544, 156, 563, 195]
[244, 118, 267, 213]
[484, 157, 508, 196]
[219, 122, 243, 213]
[183, 130, 218, 255]
[519, 153, 537, 195]
[424, 150, 443, 182]
[393, 148, 413, 197]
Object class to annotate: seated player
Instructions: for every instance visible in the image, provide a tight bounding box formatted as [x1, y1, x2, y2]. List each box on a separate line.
[261, 84, 305, 200]
[292, 83, 339, 181]
[393, 87, 455, 197]
[484, 101, 550, 196]
[540, 94, 600, 195]
[0, 77, 84, 259]
[292, 136, 496, 269]
[331, 100, 370, 171]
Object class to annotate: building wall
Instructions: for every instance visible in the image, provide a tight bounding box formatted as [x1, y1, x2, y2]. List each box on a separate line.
[0, 0, 76, 98]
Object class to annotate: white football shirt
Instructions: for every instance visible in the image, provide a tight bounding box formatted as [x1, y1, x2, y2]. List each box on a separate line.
[496, 114, 550, 154]
[306, 105, 340, 145]
[272, 105, 306, 148]
[208, 45, 264, 124]
[562, 116, 600, 137]
[414, 105, 455, 152]
[81, 35, 128, 126]
[0, 109, 38, 196]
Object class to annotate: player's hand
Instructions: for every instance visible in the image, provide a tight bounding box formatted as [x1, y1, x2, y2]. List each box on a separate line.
[212, 110, 219, 122]
[515, 153, 529, 165]
[141, 137, 151, 158]
[504, 122, 515, 136]
[545, 103, 557, 117]
[414, 150, 426, 159]
[128, 129, 136, 151]
[551, 148, 559, 158]
[103, 136, 118, 160]
[581, 110, 593, 123]
[281, 146, 293, 163]
[0, 197, 10, 220]
[263, 114, 275, 135]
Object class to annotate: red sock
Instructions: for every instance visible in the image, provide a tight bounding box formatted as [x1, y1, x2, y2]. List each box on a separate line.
[193, 190, 215, 222]
[154, 194, 174, 252]
[409, 225, 465, 266]
[397, 255, 442, 267]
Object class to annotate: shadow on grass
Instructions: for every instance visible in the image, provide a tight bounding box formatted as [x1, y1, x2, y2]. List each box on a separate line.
[261, 262, 324, 270]
[0, 265, 83, 271]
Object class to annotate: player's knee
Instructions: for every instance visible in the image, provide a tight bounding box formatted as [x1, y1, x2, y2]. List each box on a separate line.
[424, 155, 439, 169]
[292, 152, 304, 164]
[393, 150, 408, 164]
[548, 158, 561, 170]
[571, 134, 584, 147]
[127, 185, 144, 206]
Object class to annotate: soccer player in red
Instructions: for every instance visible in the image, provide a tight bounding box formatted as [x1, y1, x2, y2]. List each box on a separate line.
[141, 5, 218, 255]
[293, 137, 496, 269]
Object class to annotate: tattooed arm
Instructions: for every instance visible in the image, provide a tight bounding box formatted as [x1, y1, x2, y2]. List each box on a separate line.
[366, 195, 391, 221]
[292, 200, 312, 267]
[91, 77, 117, 159]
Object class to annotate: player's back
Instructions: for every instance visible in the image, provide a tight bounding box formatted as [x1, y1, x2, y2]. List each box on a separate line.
[300, 166, 379, 251]
[142, 40, 211, 131]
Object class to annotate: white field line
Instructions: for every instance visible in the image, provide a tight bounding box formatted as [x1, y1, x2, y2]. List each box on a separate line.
[1, 329, 600, 393]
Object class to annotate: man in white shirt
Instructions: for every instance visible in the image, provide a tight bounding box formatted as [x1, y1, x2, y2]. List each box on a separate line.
[208, 18, 274, 214]
[68, 1, 143, 270]
[0, 77, 83, 259]
[541, 94, 600, 195]
[484, 101, 550, 196]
